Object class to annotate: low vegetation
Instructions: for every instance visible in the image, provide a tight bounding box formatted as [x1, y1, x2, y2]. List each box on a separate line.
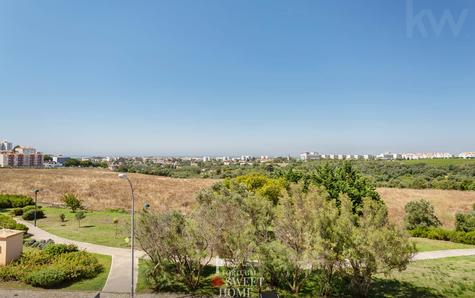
[117, 158, 475, 191]
[0, 244, 103, 289]
[0, 194, 33, 208]
[0, 214, 28, 232]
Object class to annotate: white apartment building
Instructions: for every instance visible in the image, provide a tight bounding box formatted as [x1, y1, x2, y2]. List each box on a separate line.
[402, 152, 454, 160]
[300, 152, 321, 161]
[377, 152, 402, 160]
[459, 152, 475, 159]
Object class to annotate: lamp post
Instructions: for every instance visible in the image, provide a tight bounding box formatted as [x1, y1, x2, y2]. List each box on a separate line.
[32, 189, 41, 227]
[118, 173, 135, 298]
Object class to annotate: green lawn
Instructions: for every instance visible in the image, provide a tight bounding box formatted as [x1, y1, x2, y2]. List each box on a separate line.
[0, 253, 111, 292]
[33, 207, 131, 247]
[374, 256, 475, 297]
[399, 158, 475, 167]
[137, 259, 152, 293]
[412, 237, 475, 252]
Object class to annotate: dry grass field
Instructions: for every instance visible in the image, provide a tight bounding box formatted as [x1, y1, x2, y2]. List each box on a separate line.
[0, 168, 216, 212]
[1, 168, 474, 228]
[378, 187, 475, 228]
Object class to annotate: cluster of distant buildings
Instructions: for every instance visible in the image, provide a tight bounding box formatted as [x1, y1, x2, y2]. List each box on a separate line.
[300, 151, 475, 161]
[0, 139, 44, 168]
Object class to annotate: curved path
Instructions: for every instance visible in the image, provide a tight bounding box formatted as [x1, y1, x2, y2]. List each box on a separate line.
[17, 219, 146, 294]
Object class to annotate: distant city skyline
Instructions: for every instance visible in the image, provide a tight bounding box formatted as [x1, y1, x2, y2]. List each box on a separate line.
[1, 1, 474, 156]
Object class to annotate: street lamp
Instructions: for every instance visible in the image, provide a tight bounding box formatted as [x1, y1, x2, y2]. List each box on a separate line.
[118, 173, 135, 297]
[32, 189, 41, 227]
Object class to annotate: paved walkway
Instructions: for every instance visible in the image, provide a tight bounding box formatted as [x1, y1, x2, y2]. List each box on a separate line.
[17, 219, 146, 294]
[412, 248, 475, 261]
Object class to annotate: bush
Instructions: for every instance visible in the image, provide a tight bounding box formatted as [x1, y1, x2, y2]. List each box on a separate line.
[43, 244, 78, 257]
[455, 212, 475, 232]
[22, 209, 45, 221]
[0, 194, 34, 208]
[4, 246, 103, 289]
[23, 205, 42, 213]
[54, 251, 103, 279]
[11, 208, 23, 216]
[404, 199, 442, 230]
[10, 196, 34, 208]
[24, 267, 67, 288]
[0, 214, 28, 232]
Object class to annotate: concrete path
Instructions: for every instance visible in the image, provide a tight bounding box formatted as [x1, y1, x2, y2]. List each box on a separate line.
[413, 248, 475, 261]
[17, 219, 146, 294]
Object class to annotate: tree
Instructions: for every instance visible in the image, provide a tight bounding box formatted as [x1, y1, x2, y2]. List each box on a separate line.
[404, 199, 442, 230]
[263, 184, 323, 294]
[75, 211, 86, 228]
[341, 197, 416, 297]
[61, 193, 83, 212]
[312, 162, 380, 210]
[113, 218, 119, 236]
[135, 210, 213, 291]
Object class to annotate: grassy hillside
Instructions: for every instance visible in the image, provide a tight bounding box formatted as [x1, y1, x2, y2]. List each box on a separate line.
[0, 168, 215, 212]
[379, 187, 475, 228]
[1, 168, 473, 228]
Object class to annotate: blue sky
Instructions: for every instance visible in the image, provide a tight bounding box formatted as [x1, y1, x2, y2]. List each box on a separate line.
[1, 0, 474, 156]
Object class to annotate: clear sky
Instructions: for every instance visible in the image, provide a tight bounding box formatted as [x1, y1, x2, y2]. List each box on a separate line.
[1, 0, 474, 156]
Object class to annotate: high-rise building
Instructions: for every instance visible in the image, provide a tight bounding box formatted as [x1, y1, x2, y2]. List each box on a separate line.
[0, 140, 13, 151]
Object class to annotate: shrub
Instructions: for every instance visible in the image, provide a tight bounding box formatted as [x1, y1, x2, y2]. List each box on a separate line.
[0, 214, 28, 232]
[24, 267, 67, 288]
[22, 209, 45, 221]
[4, 247, 103, 288]
[11, 208, 23, 216]
[23, 205, 42, 213]
[0, 194, 34, 208]
[54, 251, 103, 279]
[10, 195, 34, 208]
[61, 193, 83, 212]
[455, 212, 475, 232]
[404, 199, 442, 230]
[59, 213, 65, 222]
[43, 244, 78, 257]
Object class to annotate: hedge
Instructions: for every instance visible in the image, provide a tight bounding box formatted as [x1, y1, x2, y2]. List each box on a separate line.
[0, 214, 28, 232]
[0, 194, 34, 208]
[0, 245, 103, 288]
[409, 227, 475, 245]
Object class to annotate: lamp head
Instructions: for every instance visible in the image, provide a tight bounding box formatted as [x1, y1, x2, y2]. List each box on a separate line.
[32, 189, 41, 193]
